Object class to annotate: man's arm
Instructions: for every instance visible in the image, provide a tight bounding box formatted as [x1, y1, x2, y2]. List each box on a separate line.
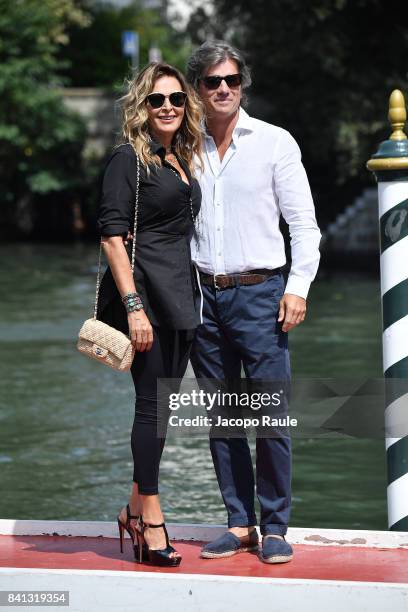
[273, 130, 321, 331]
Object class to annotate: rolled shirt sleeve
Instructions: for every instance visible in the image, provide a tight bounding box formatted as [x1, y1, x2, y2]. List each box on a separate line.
[273, 131, 321, 299]
[96, 149, 136, 237]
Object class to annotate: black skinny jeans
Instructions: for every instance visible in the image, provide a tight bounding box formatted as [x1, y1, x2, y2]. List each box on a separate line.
[130, 326, 193, 495]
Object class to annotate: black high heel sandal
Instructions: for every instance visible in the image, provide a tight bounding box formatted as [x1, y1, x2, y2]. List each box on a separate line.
[136, 517, 182, 567]
[117, 504, 148, 561]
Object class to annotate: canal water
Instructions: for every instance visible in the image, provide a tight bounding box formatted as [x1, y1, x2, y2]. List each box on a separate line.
[0, 243, 386, 529]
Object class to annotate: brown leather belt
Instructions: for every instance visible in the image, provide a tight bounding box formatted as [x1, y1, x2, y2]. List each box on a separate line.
[199, 268, 280, 290]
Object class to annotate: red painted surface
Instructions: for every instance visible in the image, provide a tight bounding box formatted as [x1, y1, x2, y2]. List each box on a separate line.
[1, 535, 408, 583]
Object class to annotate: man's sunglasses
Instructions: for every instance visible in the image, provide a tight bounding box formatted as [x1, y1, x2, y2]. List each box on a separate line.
[199, 73, 242, 90]
[146, 91, 187, 109]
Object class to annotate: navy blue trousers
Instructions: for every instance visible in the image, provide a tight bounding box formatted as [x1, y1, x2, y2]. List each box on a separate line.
[190, 272, 292, 536]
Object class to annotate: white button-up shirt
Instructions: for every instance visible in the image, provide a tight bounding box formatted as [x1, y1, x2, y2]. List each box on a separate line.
[191, 107, 321, 299]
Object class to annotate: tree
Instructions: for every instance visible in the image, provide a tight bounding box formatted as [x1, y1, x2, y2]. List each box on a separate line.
[0, 0, 89, 236]
[59, 1, 193, 88]
[189, 0, 408, 225]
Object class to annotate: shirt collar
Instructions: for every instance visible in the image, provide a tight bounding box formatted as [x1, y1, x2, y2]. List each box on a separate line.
[149, 133, 179, 158]
[149, 138, 167, 159]
[204, 106, 254, 140]
[234, 107, 254, 133]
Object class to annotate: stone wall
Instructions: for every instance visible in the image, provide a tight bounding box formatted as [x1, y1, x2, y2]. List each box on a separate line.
[321, 188, 380, 264]
[61, 88, 119, 158]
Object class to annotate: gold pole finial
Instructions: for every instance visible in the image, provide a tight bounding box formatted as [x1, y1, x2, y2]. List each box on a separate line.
[388, 90, 407, 141]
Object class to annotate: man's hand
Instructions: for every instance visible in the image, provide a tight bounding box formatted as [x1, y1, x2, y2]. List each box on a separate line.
[278, 293, 306, 332]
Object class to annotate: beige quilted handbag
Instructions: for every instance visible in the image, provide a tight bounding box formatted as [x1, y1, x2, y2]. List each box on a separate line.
[77, 152, 140, 372]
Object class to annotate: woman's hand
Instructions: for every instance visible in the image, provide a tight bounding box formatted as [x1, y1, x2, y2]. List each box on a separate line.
[100, 237, 151, 350]
[128, 310, 153, 352]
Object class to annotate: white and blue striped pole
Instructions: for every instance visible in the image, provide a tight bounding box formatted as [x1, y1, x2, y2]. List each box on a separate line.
[367, 90, 408, 531]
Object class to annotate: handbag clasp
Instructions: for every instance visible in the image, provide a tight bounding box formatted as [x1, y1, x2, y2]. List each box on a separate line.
[92, 344, 108, 358]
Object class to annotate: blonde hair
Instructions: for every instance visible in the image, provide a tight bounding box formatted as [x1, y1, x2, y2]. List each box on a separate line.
[120, 62, 204, 173]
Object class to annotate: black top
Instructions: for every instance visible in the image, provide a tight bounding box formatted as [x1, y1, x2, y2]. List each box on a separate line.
[95, 141, 202, 331]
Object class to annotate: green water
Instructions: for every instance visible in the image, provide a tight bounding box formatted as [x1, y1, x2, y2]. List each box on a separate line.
[0, 243, 386, 529]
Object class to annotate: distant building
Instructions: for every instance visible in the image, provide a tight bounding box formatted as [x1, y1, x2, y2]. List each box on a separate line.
[92, 0, 204, 27]
[94, 0, 168, 11]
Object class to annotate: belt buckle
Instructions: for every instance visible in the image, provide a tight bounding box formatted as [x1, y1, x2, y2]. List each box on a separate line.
[213, 274, 224, 290]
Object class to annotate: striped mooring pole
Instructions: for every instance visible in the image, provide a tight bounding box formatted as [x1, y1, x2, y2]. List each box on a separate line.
[367, 90, 408, 531]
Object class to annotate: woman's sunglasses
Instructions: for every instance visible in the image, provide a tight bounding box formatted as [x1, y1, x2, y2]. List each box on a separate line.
[199, 73, 242, 90]
[146, 91, 187, 109]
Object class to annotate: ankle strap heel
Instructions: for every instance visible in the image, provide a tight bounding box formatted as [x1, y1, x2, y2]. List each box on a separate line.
[138, 517, 181, 567]
[117, 504, 143, 560]
[141, 521, 170, 548]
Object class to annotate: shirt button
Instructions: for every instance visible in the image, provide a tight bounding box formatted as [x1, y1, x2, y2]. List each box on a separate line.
[218, 252, 221, 256]
[217, 227, 220, 231]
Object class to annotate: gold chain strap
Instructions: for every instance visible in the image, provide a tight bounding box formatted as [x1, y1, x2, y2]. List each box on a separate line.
[93, 153, 141, 319]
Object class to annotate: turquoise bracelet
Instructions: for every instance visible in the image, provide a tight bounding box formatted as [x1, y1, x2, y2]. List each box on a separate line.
[122, 292, 144, 312]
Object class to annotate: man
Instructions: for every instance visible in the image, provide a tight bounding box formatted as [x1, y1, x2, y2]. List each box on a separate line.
[186, 41, 321, 563]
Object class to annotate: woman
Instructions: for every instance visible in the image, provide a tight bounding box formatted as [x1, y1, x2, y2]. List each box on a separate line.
[96, 62, 203, 567]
